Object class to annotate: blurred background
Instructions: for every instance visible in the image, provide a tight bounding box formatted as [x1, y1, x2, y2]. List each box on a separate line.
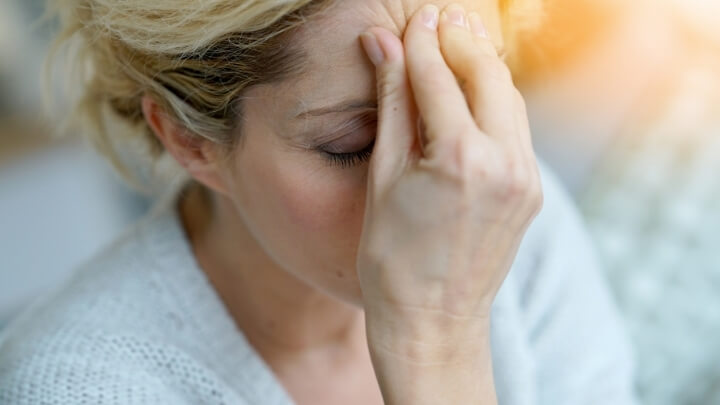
[0, 0, 148, 329]
[0, 0, 718, 404]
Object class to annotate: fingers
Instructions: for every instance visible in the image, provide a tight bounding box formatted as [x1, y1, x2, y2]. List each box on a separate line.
[359, 27, 419, 193]
[404, 4, 477, 150]
[435, 4, 541, 217]
[437, 4, 523, 146]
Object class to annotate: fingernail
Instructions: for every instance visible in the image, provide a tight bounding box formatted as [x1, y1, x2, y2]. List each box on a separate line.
[445, 4, 467, 29]
[468, 12, 489, 38]
[360, 31, 385, 66]
[421, 4, 439, 30]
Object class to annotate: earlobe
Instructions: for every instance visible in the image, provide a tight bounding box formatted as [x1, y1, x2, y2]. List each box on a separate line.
[140, 95, 230, 196]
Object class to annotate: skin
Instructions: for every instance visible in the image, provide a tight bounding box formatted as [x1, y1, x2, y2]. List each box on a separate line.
[142, 1, 542, 404]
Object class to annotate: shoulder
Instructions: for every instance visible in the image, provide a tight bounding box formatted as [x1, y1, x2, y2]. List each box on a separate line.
[0, 332, 192, 404]
[0, 205, 199, 404]
[1, 206, 177, 342]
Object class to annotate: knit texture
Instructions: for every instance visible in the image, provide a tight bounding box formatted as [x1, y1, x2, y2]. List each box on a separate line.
[0, 162, 639, 405]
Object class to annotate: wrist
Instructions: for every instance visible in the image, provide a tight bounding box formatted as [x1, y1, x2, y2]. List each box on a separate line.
[364, 307, 492, 364]
[364, 318, 497, 405]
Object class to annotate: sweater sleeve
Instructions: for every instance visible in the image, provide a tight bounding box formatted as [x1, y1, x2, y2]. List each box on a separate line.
[518, 164, 639, 405]
[0, 334, 196, 405]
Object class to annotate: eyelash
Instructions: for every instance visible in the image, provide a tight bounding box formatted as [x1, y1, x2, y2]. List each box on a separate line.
[317, 111, 377, 168]
[321, 139, 376, 168]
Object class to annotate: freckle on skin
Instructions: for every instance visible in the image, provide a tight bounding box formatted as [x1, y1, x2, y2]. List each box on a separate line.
[336, 271, 344, 278]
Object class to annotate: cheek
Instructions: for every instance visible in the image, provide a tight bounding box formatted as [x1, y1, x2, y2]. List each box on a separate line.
[275, 165, 369, 302]
[278, 164, 368, 248]
[235, 139, 368, 264]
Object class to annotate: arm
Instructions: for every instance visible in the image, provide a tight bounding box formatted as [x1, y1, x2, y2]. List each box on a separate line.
[0, 339, 195, 405]
[364, 312, 498, 405]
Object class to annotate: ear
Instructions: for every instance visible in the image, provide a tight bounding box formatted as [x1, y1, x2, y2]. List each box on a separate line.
[141, 95, 230, 196]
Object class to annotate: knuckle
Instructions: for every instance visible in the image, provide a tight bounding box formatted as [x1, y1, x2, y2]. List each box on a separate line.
[376, 68, 404, 100]
[503, 177, 528, 201]
[450, 118, 478, 141]
[431, 133, 483, 183]
[528, 173, 545, 213]
[482, 58, 513, 85]
[436, 136, 472, 180]
[447, 36, 484, 66]
[457, 136, 487, 176]
[473, 39, 499, 59]
[463, 49, 487, 75]
[531, 186, 545, 215]
[518, 169, 544, 219]
[490, 159, 531, 201]
[415, 62, 450, 89]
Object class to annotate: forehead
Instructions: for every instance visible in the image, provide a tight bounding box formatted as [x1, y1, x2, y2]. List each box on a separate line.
[265, 0, 502, 121]
[296, 0, 501, 52]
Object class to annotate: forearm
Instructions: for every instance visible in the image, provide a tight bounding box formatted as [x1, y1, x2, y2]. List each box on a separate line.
[365, 315, 498, 405]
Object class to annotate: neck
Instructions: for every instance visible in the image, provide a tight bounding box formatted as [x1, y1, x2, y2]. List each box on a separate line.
[178, 183, 367, 365]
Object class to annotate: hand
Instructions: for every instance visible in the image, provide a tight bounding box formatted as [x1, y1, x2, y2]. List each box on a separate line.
[357, 4, 543, 402]
[356, 1, 543, 390]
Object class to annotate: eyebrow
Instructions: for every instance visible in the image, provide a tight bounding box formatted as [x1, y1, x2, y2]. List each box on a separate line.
[293, 99, 378, 119]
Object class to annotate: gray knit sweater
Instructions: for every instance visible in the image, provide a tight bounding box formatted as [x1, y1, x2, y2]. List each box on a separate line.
[0, 163, 638, 405]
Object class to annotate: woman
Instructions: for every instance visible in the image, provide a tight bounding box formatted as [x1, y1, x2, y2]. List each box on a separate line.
[0, 1, 637, 404]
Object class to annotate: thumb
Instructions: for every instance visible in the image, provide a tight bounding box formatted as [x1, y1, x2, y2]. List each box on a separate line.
[360, 27, 419, 193]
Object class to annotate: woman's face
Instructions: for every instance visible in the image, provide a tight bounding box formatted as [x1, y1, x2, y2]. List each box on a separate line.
[217, 0, 503, 306]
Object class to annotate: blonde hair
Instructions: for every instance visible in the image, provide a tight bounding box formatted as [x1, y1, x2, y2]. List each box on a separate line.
[47, 0, 543, 191]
